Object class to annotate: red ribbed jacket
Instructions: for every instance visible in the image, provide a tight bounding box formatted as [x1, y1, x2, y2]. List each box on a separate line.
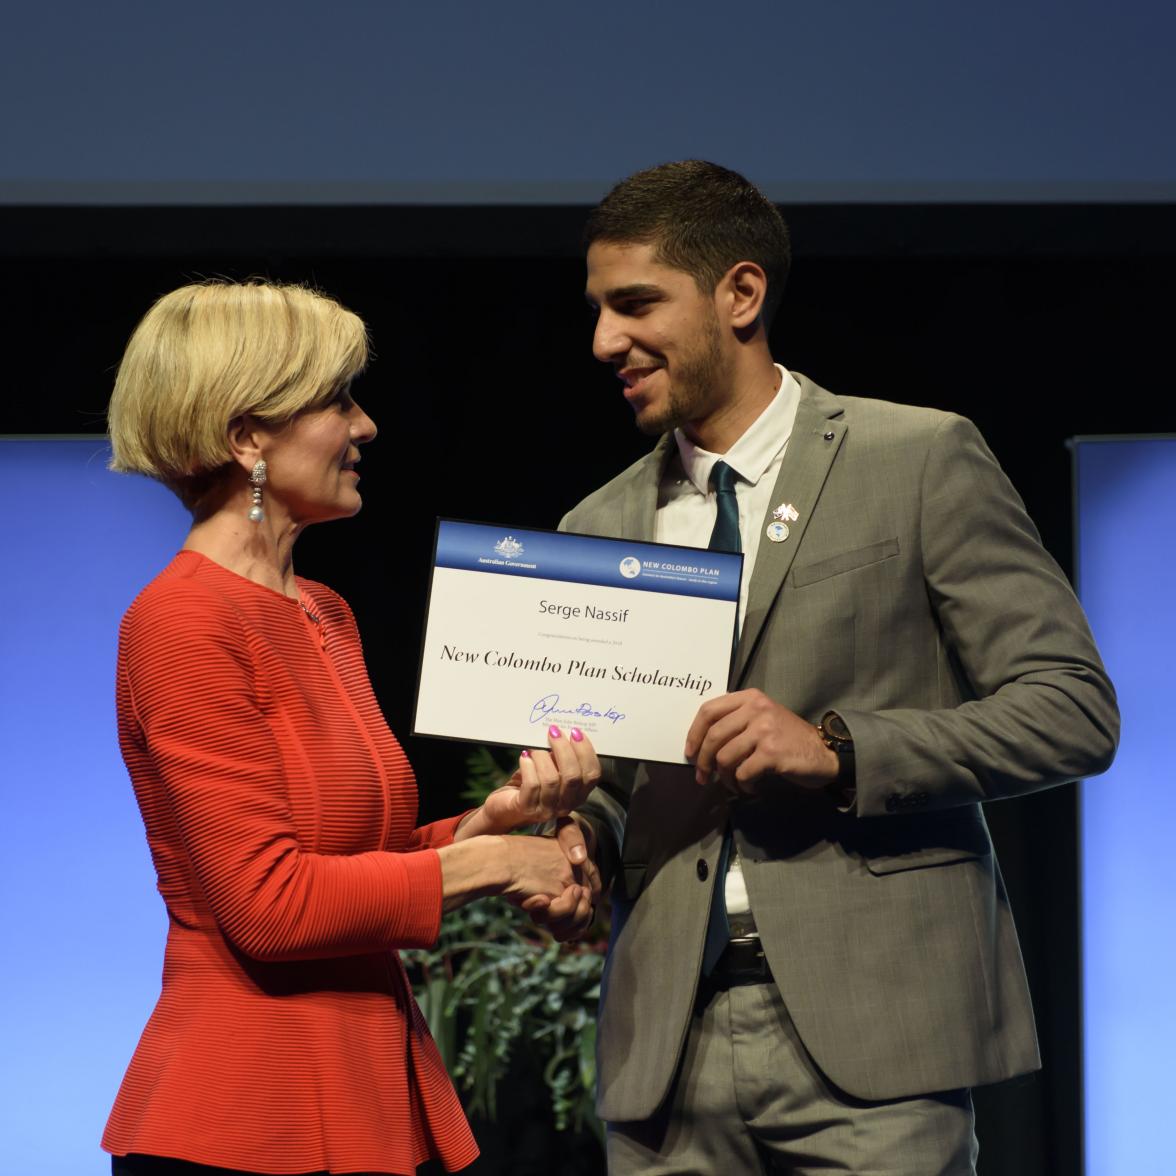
[102, 551, 479, 1174]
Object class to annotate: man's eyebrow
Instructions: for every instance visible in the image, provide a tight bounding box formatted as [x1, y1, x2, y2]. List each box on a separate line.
[585, 282, 665, 307]
[608, 283, 663, 300]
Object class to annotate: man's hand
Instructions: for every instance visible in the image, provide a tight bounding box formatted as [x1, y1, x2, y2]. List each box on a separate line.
[684, 689, 839, 794]
[521, 887, 597, 942]
[521, 814, 600, 941]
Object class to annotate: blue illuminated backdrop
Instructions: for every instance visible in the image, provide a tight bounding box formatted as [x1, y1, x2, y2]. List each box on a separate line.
[1074, 436, 1175, 1175]
[0, 438, 189, 1175]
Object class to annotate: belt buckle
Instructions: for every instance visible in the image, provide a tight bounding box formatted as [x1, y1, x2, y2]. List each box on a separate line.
[715, 935, 770, 987]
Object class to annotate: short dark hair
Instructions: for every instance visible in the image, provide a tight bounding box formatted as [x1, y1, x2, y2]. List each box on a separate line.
[584, 160, 791, 324]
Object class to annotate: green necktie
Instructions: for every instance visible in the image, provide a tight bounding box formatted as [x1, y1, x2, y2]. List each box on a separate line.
[702, 460, 741, 975]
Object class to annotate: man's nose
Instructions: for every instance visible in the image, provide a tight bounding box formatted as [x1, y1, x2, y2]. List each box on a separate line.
[592, 310, 628, 365]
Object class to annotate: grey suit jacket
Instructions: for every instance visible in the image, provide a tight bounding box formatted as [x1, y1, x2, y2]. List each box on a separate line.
[562, 376, 1118, 1123]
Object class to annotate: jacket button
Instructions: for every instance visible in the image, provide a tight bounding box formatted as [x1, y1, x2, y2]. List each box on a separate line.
[697, 859, 709, 881]
[885, 794, 900, 813]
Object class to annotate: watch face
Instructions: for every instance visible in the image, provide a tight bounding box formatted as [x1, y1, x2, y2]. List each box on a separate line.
[822, 711, 852, 743]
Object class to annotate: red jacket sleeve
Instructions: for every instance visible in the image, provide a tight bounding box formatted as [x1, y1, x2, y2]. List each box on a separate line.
[120, 580, 444, 961]
[408, 813, 471, 850]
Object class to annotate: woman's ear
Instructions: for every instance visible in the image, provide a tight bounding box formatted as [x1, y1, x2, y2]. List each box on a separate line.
[226, 415, 265, 474]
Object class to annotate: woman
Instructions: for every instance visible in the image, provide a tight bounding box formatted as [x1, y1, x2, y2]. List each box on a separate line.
[102, 280, 599, 1175]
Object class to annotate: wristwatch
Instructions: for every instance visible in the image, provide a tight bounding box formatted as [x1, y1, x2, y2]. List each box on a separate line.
[817, 709, 856, 807]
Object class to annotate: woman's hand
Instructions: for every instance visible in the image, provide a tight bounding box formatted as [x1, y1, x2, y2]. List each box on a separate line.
[439, 824, 597, 914]
[499, 832, 592, 907]
[470, 726, 602, 835]
[448, 728, 602, 922]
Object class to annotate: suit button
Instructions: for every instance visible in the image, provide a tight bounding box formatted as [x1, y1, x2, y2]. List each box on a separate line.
[697, 859, 709, 881]
[885, 794, 900, 813]
[913, 792, 929, 808]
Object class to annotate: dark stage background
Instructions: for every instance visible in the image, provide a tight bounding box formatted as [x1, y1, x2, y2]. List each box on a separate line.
[3, 202, 1171, 1174]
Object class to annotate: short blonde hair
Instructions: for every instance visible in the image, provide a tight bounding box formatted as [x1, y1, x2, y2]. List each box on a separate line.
[108, 279, 369, 507]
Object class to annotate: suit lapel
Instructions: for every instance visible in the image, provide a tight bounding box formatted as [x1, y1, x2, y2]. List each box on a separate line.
[621, 433, 675, 541]
[733, 376, 846, 684]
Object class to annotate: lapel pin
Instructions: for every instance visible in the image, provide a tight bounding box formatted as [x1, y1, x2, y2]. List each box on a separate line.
[772, 503, 799, 523]
[766, 521, 790, 543]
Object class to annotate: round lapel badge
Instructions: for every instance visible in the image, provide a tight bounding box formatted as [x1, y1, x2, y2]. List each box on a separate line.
[766, 521, 790, 543]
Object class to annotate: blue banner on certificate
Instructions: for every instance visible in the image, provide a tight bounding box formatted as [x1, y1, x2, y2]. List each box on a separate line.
[413, 520, 743, 764]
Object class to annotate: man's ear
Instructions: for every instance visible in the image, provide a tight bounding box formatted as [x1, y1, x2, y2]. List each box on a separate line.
[226, 415, 266, 474]
[717, 261, 768, 331]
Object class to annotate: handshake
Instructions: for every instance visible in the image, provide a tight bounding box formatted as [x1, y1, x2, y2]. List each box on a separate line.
[441, 724, 603, 941]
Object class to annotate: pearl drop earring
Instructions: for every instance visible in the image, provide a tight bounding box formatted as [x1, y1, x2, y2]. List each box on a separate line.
[248, 460, 267, 523]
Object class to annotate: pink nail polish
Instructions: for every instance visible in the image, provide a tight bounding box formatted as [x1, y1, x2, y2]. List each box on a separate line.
[570, 727, 584, 743]
[549, 725, 562, 739]
[520, 749, 531, 759]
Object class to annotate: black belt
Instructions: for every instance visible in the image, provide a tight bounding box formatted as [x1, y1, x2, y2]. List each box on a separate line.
[708, 935, 773, 989]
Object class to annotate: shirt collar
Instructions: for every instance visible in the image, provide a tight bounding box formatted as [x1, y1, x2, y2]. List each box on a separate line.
[675, 365, 801, 495]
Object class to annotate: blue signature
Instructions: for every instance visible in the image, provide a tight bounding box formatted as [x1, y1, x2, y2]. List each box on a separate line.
[529, 693, 627, 726]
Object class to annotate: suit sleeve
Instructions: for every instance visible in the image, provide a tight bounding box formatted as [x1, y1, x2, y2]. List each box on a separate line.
[121, 584, 444, 960]
[840, 413, 1119, 817]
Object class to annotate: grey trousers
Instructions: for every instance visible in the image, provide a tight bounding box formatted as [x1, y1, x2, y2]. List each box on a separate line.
[606, 980, 978, 1175]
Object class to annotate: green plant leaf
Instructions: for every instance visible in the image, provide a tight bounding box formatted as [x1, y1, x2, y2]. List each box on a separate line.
[408, 750, 609, 1137]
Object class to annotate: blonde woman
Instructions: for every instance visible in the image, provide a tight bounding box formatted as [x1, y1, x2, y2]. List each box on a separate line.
[102, 280, 598, 1176]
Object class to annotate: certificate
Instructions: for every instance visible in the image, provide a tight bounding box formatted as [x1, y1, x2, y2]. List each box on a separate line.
[413, 520, 742, 764]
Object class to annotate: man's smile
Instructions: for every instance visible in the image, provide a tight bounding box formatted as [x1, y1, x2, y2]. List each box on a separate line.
[617, 362, 666, 400]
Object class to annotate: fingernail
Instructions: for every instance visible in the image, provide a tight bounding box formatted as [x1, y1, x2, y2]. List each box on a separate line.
[570, 727, 584, 743]
[520, 749, 531, 759]
[549, 725, 562, 740]
[570, 845, 586, 863]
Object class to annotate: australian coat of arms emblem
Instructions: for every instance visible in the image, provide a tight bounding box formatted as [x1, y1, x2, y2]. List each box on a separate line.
[493, 535, 525, 558]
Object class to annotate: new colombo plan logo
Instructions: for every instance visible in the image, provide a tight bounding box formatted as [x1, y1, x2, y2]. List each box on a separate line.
[619, 556, 641, 579]
[494, 535, 525, 559]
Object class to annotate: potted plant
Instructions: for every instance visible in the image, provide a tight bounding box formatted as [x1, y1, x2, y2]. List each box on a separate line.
[403, 748, 608, 1148]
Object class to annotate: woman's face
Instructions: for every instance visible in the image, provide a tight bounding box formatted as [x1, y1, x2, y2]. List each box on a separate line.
[259, 384, 377, 525]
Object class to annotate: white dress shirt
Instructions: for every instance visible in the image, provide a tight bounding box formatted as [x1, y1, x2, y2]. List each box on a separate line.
[655, 366, 801, 631]
[654, 365, 802, 926]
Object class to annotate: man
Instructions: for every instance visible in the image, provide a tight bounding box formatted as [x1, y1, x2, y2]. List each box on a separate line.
[543, 161, 1118, 1174]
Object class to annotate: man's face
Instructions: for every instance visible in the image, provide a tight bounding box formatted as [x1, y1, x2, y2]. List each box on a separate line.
[585, 241, 728, 437]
